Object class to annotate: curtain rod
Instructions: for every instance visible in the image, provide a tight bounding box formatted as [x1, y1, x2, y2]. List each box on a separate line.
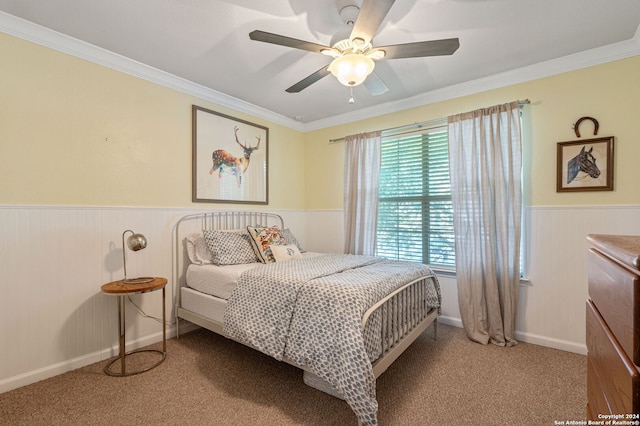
[328, 99, 531, 144]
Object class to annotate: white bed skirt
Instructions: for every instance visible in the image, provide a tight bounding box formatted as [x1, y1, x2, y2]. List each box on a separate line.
[303, 370, 344, 400]
[180, 287, 226, 324]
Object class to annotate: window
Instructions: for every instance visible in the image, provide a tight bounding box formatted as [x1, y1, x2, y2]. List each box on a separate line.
[376, 126, 455, 268]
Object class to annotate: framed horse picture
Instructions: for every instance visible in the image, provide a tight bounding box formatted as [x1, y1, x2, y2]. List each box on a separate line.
[192, 105, 269, 204]
[556, 137, 614, 192]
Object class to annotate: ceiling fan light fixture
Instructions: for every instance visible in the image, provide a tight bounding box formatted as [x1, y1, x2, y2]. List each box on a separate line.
[328, 54, 375, 87]
[248, 0, 460, 94]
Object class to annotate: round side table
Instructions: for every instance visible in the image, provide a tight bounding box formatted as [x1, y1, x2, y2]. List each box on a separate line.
[101, 277, 167, 376]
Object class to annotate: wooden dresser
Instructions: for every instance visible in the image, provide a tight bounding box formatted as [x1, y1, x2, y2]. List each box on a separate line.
[586, 234, 640, 418]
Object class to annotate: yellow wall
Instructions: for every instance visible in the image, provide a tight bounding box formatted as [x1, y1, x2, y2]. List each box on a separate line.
[304, 55, 640, 209]
[0, 33, 306, 209]
[2, 31, 638, 211]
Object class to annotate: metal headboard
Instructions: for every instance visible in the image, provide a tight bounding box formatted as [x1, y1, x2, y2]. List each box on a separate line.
[172, 211, 284, 328]
[195, 211, 283, 231]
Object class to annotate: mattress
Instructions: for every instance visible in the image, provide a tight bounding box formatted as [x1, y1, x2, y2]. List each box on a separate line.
[185, 252, 323, 300]
[186, 262, 259, 299]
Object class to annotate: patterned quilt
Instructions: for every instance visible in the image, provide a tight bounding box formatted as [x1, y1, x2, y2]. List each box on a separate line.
[223, 253, 440, 426]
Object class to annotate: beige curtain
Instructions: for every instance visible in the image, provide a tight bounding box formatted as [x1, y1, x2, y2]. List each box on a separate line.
[343, 131, 381, 255]
[447, 101, 522, 346]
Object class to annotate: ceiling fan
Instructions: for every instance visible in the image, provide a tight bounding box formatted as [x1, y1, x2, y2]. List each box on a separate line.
[249, 0, 460, 96]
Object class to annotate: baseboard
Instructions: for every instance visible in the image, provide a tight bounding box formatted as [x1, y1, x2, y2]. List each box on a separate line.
[0, 323, 198, 394]
[515, 330, 587, 355]
[436, 315, 587, 355]
[1, 316, 585, 395]
[436, 315, 463, 328]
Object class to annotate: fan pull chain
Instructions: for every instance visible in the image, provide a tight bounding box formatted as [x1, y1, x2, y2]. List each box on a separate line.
[349, 87, 355, 104]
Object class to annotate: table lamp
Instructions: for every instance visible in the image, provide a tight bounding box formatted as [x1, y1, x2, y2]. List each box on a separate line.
[122, 230, 154, 284]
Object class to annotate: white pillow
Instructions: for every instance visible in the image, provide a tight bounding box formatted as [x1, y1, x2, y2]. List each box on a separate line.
[184, 232, 213, 265]
[271, 244, 302, 262]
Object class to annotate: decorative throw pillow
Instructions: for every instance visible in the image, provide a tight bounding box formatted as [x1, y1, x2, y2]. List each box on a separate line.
[271, 244, 302, 262]
[247, 226, 286, 263]
[202, 230, 258, 266]
[282, 228, 306, 253]
[184, 232, 213, 265]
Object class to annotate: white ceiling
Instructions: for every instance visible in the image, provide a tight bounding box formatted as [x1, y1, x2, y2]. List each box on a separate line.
[1, 0, 639, 129]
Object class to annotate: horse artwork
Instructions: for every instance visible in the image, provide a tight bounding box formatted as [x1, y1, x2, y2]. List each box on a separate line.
[566, 145, 600, 184]
[556, 137, 614, 192]
[210, 126, 261, 187]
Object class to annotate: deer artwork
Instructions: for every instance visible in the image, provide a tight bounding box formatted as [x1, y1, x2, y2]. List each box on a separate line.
[567, 145, 600, 184]
[209, 126, 261, 187]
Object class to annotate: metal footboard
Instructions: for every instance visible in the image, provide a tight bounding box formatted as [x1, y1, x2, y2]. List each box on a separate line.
[303, 275, 438, 397]
[362, 276, 439, 378]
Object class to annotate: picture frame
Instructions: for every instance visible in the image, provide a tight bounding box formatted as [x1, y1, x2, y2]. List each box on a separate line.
[192, 105, 269, 204]
[556, 137, 614, 192]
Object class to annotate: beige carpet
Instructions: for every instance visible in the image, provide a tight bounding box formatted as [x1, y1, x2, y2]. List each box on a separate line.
[0, 323, 586, 425]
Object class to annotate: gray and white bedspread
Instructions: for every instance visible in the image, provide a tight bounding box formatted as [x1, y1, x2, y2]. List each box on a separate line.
[223, 253, 441, 426]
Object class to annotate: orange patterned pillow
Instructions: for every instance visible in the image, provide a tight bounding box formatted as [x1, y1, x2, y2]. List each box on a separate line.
[246, 226, 286, 263]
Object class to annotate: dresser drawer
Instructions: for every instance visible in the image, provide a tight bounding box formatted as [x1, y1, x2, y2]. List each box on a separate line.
[586, 300, 640, 415]
[588, 249, 640, 366]
[587, 355, 612, 417]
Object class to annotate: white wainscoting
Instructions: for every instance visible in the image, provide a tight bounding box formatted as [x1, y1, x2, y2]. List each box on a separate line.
[0, 205, 306, 393]
[517, 205, 640, 354]
[1, 204, 638, 393]
[303, 206, 640, 355]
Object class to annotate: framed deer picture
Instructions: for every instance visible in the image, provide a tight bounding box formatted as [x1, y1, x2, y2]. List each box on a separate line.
[192, 105, 268, 204]
[556, 137, 614, 192]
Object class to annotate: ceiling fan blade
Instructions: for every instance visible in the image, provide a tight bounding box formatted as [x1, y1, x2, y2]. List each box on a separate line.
[378, 38, 460, 60]
[249, 30, 329, 54]
[364, 71, 389, 96]
[285, 66, 331, 93]
[350, 0, 396, 45]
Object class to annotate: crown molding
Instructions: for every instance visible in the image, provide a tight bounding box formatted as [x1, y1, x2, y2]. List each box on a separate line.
[0, 11, 306, 132]
[2, 11, 638, 133]
[304, 24, 640, 131]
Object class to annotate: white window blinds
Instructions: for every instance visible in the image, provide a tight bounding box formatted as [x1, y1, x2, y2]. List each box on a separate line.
[376, 127, 455, 268]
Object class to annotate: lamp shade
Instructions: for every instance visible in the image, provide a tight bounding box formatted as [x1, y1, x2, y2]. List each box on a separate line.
[126, 233, 147, 251]
[328, 54, 375, 87]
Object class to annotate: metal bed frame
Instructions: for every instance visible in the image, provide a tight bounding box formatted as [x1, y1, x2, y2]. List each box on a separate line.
[173, 211, 283, 337]
[172, 210, 437, 394]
